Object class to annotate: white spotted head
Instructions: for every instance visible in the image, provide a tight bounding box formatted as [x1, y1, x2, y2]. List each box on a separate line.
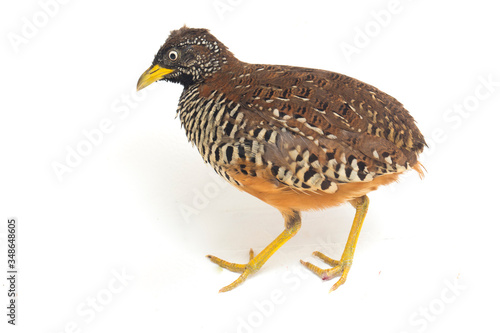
[146, 26, 233, 87]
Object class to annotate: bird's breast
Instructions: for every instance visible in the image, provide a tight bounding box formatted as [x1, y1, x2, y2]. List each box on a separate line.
[177, 84, 258, 186]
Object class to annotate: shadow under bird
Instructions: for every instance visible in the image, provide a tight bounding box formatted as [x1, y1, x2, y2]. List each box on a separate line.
[137, 26, 426, 293]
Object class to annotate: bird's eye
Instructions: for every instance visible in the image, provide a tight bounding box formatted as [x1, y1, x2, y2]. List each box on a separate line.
[168, 50, 179, 61]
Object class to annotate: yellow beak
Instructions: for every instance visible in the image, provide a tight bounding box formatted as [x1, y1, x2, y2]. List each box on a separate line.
[136, 64, 174, 91]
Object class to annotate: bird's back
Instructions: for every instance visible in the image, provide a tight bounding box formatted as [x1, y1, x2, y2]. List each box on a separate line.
[176, 62, 425, 210]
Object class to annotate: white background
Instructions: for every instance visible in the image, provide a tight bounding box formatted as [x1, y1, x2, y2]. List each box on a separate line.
[2, 0, 500, 332]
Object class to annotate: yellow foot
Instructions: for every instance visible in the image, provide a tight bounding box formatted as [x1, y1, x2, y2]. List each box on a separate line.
[206, 211, 302, 292]
[300, 251, 353, 292]
[301, 196, 369, 292]
[207, 249, 257, 293]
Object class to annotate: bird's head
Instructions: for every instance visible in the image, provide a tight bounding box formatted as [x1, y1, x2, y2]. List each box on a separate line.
[137, 26, 233, 90]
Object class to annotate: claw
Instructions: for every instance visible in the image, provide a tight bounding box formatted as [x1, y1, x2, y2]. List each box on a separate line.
[218, 270, 251, 293]
[300, 254, 345, 281]
[206, 249, 254, 274]
[329, 275, 348, 293]
[312, 251, 341, 266]
[207, 249, 257, 292]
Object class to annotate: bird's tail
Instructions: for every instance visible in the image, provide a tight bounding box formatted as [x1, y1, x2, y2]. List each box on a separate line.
[412, 161, 426, 180]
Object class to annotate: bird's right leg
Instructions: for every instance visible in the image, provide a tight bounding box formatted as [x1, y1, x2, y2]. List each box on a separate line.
[301, 195, 369, 292]
[207, 210, 301, 292]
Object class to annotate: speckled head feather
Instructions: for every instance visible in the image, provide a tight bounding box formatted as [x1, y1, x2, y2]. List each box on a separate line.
[152, 26, 234, 86]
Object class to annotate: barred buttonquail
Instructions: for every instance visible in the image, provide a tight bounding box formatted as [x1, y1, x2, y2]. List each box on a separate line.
[137, 26, 426, 292]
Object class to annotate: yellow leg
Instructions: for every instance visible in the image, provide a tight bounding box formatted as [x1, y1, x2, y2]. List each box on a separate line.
[301, 195, 369, 292]
[207, 210, 301, 292]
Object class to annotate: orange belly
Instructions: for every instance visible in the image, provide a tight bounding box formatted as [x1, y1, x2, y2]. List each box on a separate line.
[228, 169, 402, 212]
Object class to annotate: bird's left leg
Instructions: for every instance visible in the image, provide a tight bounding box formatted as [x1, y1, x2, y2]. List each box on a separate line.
[207, 210, 301, 292]
[301, 195, 369, 292]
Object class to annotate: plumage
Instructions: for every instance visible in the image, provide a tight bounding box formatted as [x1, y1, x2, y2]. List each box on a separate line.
[137, 26, 426, 292]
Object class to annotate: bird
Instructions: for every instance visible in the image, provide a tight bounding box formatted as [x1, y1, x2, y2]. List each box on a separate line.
[137, 26, 426, 293]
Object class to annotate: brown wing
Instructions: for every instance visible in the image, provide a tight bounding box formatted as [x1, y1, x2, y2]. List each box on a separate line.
[204, 64, 426, 193]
